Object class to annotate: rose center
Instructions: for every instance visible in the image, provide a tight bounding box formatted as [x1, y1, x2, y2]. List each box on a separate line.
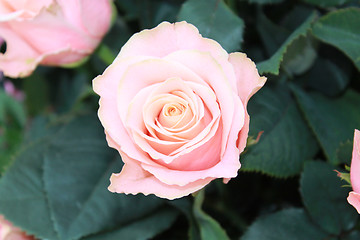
[164, 103, 184, 117]
[158, 101, 193, 129]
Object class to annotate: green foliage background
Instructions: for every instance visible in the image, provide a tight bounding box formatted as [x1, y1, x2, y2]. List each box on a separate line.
[1, 0, 360, 239]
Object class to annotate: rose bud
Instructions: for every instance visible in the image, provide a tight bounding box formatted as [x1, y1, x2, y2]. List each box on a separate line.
[0, 0, 112, 78]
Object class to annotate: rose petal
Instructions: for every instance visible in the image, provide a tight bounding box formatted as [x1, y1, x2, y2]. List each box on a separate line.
[348, 191, 360, 214]
[108, 153, 214, 200]
[142, 97, 244, 186]
[0, 25, 40, 77]
[56, 0, 111, 38]
[228, 52, 266, 151]
[94, 56, 159, 167]
[8, 7, 95, 54]
[165, 50, 245, 156]
[351, 129, 360, 192]
[118, 21, 228, 60]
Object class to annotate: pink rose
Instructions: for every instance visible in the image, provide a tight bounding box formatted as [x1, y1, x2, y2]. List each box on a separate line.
[348, 129, 360, 213]
[0, 215, 34, 240]
[0, 0, 112, 78]
[93, 21, 266, 200]
[3, 80, 25, 101]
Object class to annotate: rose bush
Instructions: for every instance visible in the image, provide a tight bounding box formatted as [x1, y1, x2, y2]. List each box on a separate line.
[93, 21, 266, 200]
[348, 129, 360, 213]
[0, 215, 33, 240]
[0, 0, 112, 78]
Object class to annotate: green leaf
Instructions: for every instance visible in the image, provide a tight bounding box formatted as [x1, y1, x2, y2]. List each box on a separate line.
[342, 231, 360, 240]
[256, 11, 317, 75]
[0, 90, 26, 174]
[300, 161, 357, 235]
[256, 9, 289, 56]
[303, 0, 355, 8]
[282, 35, 317, 76]
[337, 140, 354, 165]
[312, 8, 360, 71]
[0, 89, 26, 127]
[55, 72, 88, 114]
[117, 0, 181, 28]
[305, 57, 350, 96]
[241, 208, 328, 240]
[193, 190, 230, 240]
[83, 209, 178, 240]
[178, 0, 244, 52]
[0, 114, 165, 240]
[23, 73, 49, 116]
[241, 85, 318, 177]
[248, 0, 284, 4]
[169, 198, 201, 240]
[291, 86, 360, 165]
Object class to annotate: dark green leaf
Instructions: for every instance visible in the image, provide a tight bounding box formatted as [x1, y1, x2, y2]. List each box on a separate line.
[178, 0, 244, 52]
[193, 190, 230, 240]
[55, 72, 88, 113]
[241, 85, 318, 177]
[342, 231, 360, 240]
[23, 73, 49, 116]
[306, 57, 350, 96]
[291, 86, 360, 165]
[83, 209, 178, 240]
[300, 161, 358, 235]
[257, 12, 317, 75]
[248, 0, 284, 4]
[256, 10, 289, 56]
[303, 0, 355, 8]
[0, 90, 25, 174]
[169, 198, 201, 240]
[312, 8, 360, 71]
[282, 35, 317, 75]
[337, 140, 354, 165]
[0, 114, 165, 240]
[241, 208, 328, 240]
[0, 90, 26, 127]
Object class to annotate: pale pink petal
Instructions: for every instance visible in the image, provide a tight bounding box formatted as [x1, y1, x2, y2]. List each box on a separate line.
[350, 129, 360, 192]
[78, 0, 112, 38]
[40, 47, 89, 66]
[93, 56, 159, 167]
[0, 25, 40, 78]
[0, 215, 34, 240]
[129, 90, 220, 164]
[228, 52, 266, 150]
[348, 191, 360, 214]
[228, 52, 267, 105]
[108, 153, 214, 200]
[142, 97, 244, 186]
[117, 58, 207, 124]
[124, 75, 221, 164]
[165, 50, 245, 156]
[56, 0, 111, 38]
[237, 112, 250, 153]
[8, 8, 95, 54]
[0, 0, 52, 20]
[118, 21, 228, 60]
[0, 0, 111, 77]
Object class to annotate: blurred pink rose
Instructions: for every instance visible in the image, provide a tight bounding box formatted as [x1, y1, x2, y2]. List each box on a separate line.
[0, 215, 34, 240]
[93, 21, 266, 200]
[3, 80, 25, 101]
[0, 0, 112, 78]
[348, 129, 360, 213]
